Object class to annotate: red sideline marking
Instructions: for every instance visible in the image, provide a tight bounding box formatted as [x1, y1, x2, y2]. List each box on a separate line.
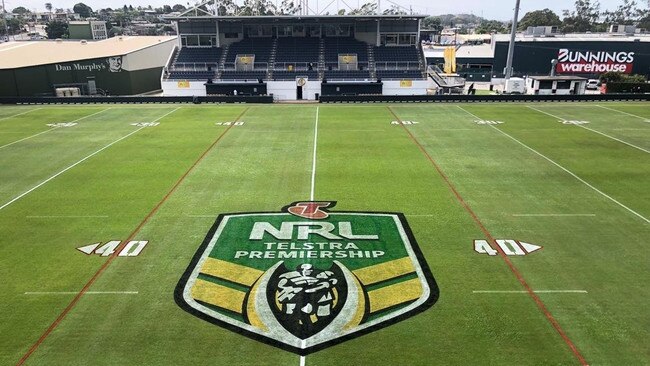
[16, 107, 249, 366]
[387, 106, 588, 366]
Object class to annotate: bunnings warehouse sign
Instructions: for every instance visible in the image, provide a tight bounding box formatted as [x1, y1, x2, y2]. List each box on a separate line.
[557, 48, 634, 74]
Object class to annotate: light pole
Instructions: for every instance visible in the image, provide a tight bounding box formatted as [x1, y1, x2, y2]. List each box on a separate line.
[504, 0, 521, 80]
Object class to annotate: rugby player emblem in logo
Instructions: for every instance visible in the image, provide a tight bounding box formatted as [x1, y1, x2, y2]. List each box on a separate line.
[175, 202, 438, 354]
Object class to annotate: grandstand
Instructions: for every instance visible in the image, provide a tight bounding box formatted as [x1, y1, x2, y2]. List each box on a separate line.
[161, 15, 430, 100]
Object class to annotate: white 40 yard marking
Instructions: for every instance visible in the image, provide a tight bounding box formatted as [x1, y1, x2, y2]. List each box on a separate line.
[561, 120, 590, 125]
[77, 240, 148, 257]
[474, 239, 542, 256]
[216, 121, 245, 126]
[474, 120, 504, 125]
[391, 120, 419, 125]
[46, 122, 77, 127]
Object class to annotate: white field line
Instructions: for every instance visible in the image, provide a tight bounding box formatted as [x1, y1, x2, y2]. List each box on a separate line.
[24, 291, 138, 295]
[512, 214, 596, 217]
[457, 106, 650, 224]
[596, 105, 650, 122]
[0, 108, 112, 150]
[0, 127, 59, 150]
[0, 108, 42, 121]
[151, 107, 182, 122]
[297, 107, 320, 366]
[528, 106, 650, 154]
[310, 107, 319, 201]
[0, 127, 146, 212]
[473, 290, 588, 294]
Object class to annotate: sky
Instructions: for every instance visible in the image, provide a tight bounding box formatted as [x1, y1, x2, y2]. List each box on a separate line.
[3, 0, 633, 20]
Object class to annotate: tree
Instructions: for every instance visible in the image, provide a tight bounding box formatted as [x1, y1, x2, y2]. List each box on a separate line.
[475, 20, 508, 34]
[562, 0, 601, 33]
[518, 9, 562, 30]
[73, 3, 93, 18]
[171, 4, 186, 12]
[348, 2, 377, 15]
[12, 6, 31, 15]
[163, 5, 172, 13]
[276, 0, 300, 15]
[383, 5, 407, 15]
[45, 20, 68, 38]
[603, 0, 648, 25]
[422, 16, 443, 32]
[45, 3, 53, 13]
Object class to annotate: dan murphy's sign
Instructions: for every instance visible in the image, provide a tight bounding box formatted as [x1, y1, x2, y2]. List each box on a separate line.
[557, 48, 634, 74]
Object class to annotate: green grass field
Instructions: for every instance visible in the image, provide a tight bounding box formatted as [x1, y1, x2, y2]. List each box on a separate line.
[0, 102, 648, 365]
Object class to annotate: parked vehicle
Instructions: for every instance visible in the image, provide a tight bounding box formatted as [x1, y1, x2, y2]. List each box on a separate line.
[586, 79, 599, 90]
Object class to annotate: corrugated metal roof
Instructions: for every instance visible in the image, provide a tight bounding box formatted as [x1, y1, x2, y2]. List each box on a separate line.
[0, 36, 177, 69]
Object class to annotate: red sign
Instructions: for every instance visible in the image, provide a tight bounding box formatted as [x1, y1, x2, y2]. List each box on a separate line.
[556, 48, 634, 74]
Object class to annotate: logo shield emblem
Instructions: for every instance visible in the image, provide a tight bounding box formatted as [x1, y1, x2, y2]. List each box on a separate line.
[175, 202, 439, 354]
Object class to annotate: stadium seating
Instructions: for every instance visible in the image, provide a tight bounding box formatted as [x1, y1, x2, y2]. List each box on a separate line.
[175, 47, 223, 64]
[220, 70, 268, 81]
[375, 69, 424, 79]
[323, 37, 369, 62]
[167, 71, 215, 80]
[373, 46, 420, 64]
[227, 38, 273, 64]
[275, 37, 320, 64]
[324, 70, 371, 80]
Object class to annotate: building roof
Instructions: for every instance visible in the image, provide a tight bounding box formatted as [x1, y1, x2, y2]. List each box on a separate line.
[528, 75, 587, 81]
[492, 33, 650, 43]
[0, 36, 177, 69]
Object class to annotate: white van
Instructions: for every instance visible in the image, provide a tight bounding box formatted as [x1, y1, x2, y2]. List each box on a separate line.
[586, 79, 599, 90]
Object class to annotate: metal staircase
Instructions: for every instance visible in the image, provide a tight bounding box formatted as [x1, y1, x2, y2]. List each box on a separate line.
[318, 38, 325, 80]
[367, 45, 376, 79]
[267, 38, 278, 80]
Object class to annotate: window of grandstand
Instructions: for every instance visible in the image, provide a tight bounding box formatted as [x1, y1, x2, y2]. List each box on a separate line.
[181, 35, 217, 48]
[324, 25, 351, 37]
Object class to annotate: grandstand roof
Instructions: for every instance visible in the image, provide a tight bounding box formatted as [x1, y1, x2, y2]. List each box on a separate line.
[0, 36, 177, 69]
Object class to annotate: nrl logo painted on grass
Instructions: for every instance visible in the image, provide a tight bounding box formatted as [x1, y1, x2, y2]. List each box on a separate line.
[175, 202, 438, 355]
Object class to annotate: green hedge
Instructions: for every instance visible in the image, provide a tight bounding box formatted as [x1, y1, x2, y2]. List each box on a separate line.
[606, 82, 650, 94]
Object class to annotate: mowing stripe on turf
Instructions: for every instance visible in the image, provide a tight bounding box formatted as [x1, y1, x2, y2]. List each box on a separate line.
[0, 127, 59, 150]
[15, 107, 248, 366]
[512, 214, 596, 217]
[26, 215, 109, 218]
[528, 106, 650, 154]
[473, 290, 588, 294]
[0, 108, 112, 150]
[389, 106, 589, 366]
[596, 105, 650, 122]
[459, 106, 650, 225]
[24, 291, 138, 295]
[0, 108, 42, 121]
[0, 127, 146, 212]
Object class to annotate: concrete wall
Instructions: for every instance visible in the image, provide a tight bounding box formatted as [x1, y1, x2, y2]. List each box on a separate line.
[382, 80, 428, 95]
[161, 80, 207, 96]
[123, 39, 177, 71]
[266, 80, 321, 100]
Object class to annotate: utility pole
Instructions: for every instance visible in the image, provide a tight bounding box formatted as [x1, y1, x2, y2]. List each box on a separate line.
[504, 0, 521, 80]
